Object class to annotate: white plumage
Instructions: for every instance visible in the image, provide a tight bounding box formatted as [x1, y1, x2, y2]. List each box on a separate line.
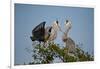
[44, 20, 60, 47]
[62, 20, 72, 42]
[48, 20, 60, 41]
[64, 20, 72, 35]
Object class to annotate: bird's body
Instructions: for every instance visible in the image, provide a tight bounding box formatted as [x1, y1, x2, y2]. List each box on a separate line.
[65, 37, 76, 53]
[48, 21, 60, 42]
[62, 19, 76, 53]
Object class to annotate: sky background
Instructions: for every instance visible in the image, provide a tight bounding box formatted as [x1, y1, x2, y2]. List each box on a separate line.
[14, 3, 94, 65]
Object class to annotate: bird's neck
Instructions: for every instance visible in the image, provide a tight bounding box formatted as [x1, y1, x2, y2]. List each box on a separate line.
[65, 28, 70, 35]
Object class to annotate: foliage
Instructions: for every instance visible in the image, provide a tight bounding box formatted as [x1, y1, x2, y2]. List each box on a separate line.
[29, 42, 94, 64]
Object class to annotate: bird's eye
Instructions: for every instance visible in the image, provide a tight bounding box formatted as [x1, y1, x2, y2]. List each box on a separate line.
[66, 20, 69, 23]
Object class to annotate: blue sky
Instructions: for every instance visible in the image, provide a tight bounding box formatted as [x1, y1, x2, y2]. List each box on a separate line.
[14, 4, 94, 65]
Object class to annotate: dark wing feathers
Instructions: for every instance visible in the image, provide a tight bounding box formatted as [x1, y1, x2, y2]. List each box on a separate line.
[31, 21, 46, 42]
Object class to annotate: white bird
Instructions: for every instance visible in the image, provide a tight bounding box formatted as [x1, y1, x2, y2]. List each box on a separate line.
[62, 19, 76, 53]
[64, 20, 72, 35]
[44, 20, 60, 47]
[48, 20, 60, 42]
[62, 19, 72, 42]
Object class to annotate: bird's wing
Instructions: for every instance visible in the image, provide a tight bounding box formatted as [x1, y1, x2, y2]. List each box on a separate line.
[32, 21, 46, 34]
[32, 21, 46, 41]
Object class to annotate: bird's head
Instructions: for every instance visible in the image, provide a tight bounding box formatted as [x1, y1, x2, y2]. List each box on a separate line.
[66, 20, 69, 24]
[52, 20, 62, 31]
[65, 16, 72, 25]
[65, 19, 72, 27]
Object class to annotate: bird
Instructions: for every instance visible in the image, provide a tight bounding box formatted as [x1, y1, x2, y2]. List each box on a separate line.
[30, 20, 60, 46]
[47, 20, 60, 42]
[62, 19, 72, 42]
[61, 19, 76, 53]
[65, 19, 72, 35]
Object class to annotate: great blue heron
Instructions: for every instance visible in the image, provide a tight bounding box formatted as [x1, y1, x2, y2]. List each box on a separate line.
[30, 20, 60, 46]
[61, 19, 76, 53]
